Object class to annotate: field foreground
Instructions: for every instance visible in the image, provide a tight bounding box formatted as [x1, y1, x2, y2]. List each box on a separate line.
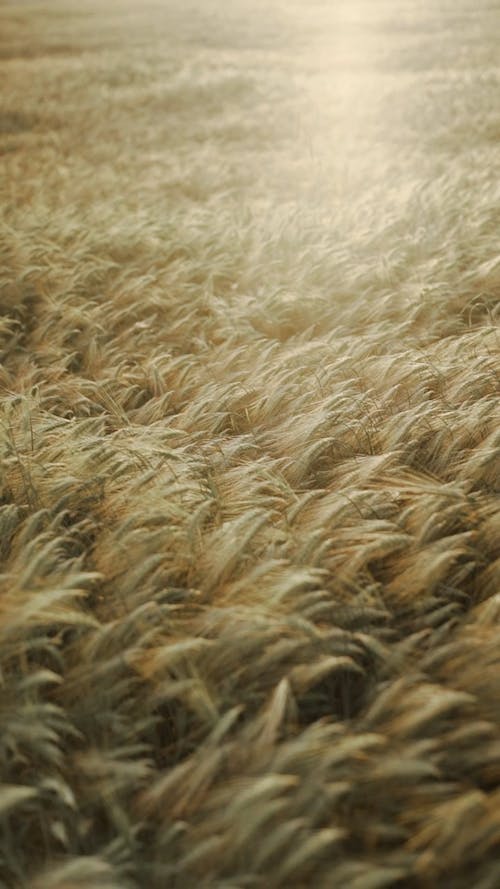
[1, 1, 500, 886]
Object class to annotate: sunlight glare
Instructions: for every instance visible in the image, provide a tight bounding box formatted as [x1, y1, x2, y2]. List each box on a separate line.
[287, 2, 411, 207]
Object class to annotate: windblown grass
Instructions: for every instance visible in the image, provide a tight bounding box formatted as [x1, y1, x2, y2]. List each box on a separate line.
[0, 1, 499, 886]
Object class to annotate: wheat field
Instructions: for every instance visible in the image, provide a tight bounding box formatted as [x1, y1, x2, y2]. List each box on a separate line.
[1, 1, 499, 886]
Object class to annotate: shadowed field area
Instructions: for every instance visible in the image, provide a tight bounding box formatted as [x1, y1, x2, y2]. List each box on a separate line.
[1, 1, 500, 886]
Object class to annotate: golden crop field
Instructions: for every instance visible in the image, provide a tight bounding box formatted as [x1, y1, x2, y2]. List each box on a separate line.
[1, 1, 499, 886]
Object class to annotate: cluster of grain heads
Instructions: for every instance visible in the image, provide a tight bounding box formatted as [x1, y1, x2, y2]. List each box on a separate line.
[0, 291, 498, 887]
[1, 0, 500, 884]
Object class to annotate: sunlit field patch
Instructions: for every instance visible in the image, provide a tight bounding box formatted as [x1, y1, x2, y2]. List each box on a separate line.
[1, 1, 499, 887]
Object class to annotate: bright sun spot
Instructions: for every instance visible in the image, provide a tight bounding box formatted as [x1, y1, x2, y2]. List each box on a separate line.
[284, 1, 418, 213]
